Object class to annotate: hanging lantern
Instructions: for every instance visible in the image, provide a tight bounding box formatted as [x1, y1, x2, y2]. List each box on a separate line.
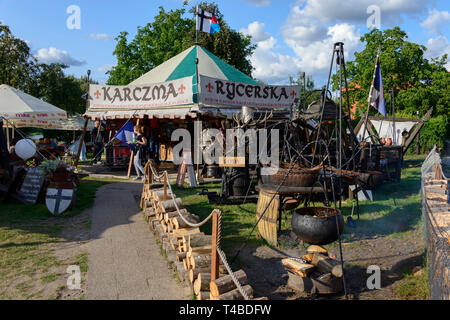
[15, 139, 37, 160]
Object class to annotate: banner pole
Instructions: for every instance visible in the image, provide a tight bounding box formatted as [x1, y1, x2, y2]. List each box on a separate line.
[75, 70, 90, 168]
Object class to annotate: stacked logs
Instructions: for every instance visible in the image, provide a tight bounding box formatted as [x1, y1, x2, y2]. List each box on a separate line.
[283, 245, 344, 294]
[140, 177, 256, 300]
[423, 178, 450, 239]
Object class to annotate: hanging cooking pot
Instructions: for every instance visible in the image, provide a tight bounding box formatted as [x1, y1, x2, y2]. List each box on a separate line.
[291, 207, 344, 245]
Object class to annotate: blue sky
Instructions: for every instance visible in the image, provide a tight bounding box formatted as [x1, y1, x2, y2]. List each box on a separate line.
[1, 0, 449, 85]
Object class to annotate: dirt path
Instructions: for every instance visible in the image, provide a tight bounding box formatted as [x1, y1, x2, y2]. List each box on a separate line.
[86, 181, 190, 300]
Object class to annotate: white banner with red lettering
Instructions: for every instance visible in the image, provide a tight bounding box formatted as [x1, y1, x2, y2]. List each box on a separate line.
[199, 75, 300, 109]
[88, 76, 193, 110]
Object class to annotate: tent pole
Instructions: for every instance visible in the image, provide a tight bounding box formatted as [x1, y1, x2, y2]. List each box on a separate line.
[75, 70, 91, 168]
[5, 121, 10, 151]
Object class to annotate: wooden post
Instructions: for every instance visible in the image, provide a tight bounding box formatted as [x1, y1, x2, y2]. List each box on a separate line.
[127, 151, 134, 178]
[211, 210, 220, 282]
[163, 172, 168, 201]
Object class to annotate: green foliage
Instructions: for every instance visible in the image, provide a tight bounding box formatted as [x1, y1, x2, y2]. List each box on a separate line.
[289, 71, 320, 109]
[107, 2, 255, 85]
[332, 27, 449, 150]
[0, 23, 40, 93]
[0, 23, 92, 113]
[418, 114, 447, 152]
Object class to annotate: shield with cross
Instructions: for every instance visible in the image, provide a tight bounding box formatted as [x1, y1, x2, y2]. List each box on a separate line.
[45, 187, 74, 215]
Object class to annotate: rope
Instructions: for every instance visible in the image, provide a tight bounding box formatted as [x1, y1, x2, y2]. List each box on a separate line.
[216, 209, 250, 300]
[147, 161, 213, 228]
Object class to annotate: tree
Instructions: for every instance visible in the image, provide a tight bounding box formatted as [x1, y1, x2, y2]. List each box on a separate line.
[332, 27, 449, 149]
[36, 63, 87, 115]
[0, 23, 39, 93]
[107, 2, 255, 85]
[289, 71, 320, 109]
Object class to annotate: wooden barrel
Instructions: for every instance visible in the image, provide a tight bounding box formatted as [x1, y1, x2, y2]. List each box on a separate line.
[255, 189, 280, 246]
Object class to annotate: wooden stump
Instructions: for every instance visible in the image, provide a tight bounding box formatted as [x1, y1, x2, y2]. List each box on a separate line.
[209, 269, 248, 297]
[210, 285, 253, 300]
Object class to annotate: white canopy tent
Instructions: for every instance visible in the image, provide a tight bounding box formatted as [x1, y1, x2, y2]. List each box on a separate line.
[0, 84, 68, 148]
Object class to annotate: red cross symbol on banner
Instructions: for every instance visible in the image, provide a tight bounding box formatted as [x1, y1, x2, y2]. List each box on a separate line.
[205, 83, 214, 92]
[178, 84, 186, 94]
[94, 90, 101, 99]
[290, 90, 297, 99]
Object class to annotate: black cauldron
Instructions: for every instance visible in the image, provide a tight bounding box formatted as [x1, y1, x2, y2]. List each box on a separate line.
[291, 207, 344, 245]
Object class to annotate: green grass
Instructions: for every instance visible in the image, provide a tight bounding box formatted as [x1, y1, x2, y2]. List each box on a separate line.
[40, 273, 59, 283]
[0, 176, 111, 299]
[172, 183, 265, 251]
[395, 266, 429, 300]
[73, 252, 89, 273]
[174, 157, 425, 254]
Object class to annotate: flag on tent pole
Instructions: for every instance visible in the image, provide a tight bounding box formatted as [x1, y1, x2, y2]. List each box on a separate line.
[196, 7, 220, 34]
[113, 121, 135, 149]
[368, 54, 386, 117]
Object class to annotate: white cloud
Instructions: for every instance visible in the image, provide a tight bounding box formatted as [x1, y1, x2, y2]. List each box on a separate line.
[97, 64, 114, 73]
[424, 36, 450, 69]
[284, 0, 429, 27]
[240, 21, 270, 42]
[89, 33, 110, 41]
[35, 47, 86, 66]
[421, 9, 450, 35]
[244, 0, 271, 7]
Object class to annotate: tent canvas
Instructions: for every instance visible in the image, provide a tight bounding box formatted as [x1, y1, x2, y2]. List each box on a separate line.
[0, 84, 67, 121]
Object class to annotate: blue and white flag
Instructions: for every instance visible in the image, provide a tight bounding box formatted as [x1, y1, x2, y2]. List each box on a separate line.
[368, 56, 386, 117]
[114, 121, 135, 149]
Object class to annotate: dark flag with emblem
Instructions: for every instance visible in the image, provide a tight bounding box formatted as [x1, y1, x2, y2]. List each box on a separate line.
[368, 54, 386, 117]
[196, 6, 220, 34]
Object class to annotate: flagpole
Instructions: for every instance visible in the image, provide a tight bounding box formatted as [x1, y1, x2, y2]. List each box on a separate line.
[195, 5, 199, 44]
[361, 49, 381, 142]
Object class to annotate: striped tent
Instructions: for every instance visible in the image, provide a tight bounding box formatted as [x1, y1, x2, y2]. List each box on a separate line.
[130, 45, 257, 89]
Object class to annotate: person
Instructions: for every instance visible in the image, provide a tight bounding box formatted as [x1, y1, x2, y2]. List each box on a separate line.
[380, 137, 386, 145]
[131, 125, 147, 180]
[149, 118, 160, 163]
[91, 121, 104, 163]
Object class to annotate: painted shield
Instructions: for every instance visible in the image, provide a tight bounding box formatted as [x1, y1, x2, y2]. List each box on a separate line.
[45, 188, 74, 215]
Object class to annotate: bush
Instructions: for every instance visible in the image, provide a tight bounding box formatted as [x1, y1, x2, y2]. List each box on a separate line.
[417, 115, 448, 153]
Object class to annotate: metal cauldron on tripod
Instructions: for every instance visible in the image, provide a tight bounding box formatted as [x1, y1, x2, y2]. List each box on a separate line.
[291, 207, 344, 245]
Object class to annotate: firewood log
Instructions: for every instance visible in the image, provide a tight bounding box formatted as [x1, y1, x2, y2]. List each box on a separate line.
[172, 214, 201, 229]
[187, 245, 212, 255]
[197, 291, 209, 300]
[312, 253, 343, 278]
[182, 234, 211, 252]
[159, 198, 183, 213]
[194, 272, 211, 295]
[210, 285, 253, 300]
[281, 259, 315, 277]
[189, 265, 227, 283]
[209, 270, 248, 297]
[176, 252, 187, 262]
[152, 190, 174, 201]
[172, 227, 201, 238]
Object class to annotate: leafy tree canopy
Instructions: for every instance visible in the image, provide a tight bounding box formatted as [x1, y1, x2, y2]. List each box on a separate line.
[332, 27, 449, 123]
[107, 1, 255, 85]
